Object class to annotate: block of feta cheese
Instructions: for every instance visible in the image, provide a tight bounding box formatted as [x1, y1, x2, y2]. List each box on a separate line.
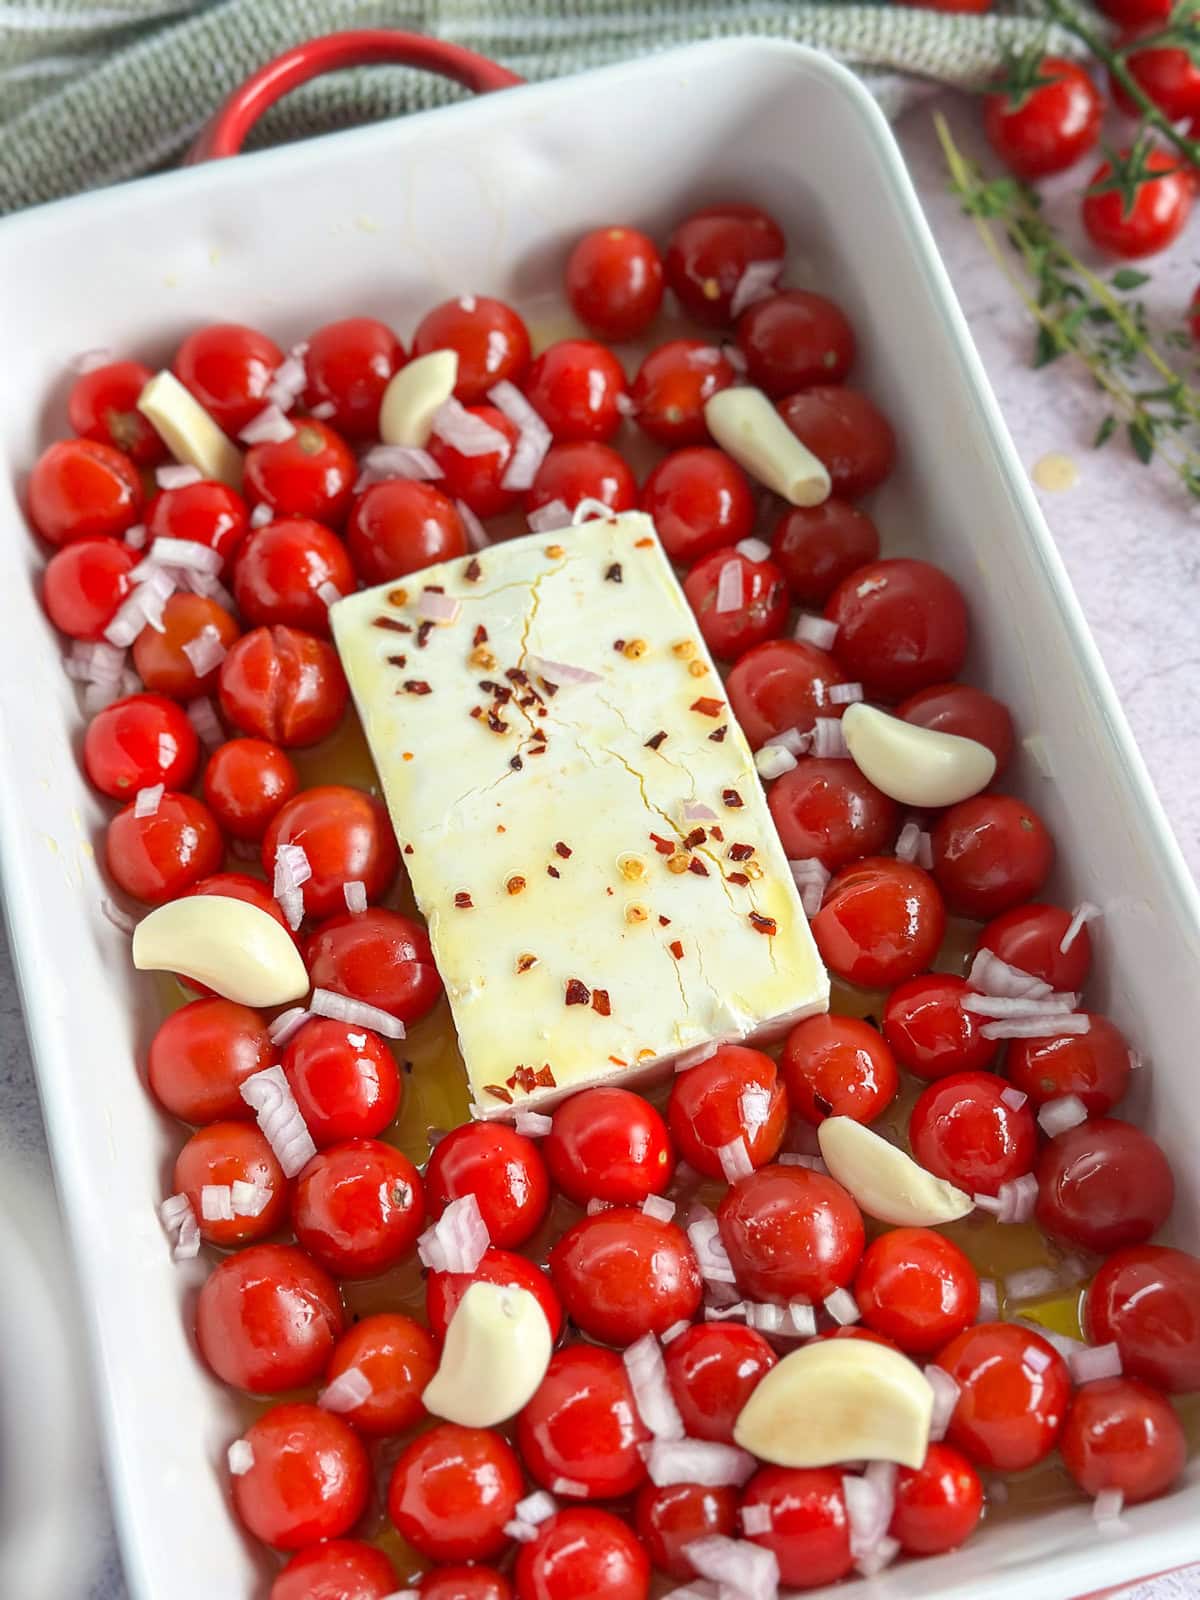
[330, 513, 828, 1114]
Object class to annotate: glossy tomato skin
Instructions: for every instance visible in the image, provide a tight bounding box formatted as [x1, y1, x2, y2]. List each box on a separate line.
[291, 1138, 424, 1278]
[630, 339, 735, 448]
[544, 1086, 673, 1205]
[718, 1163, 865, 1303]
[771, 498, 880, 606]
[854, 1227, 979, 1354]
[244, 421, 357, 527]
[640, 447, 755, 563]
[146, 996, 273, 1123]
[426, 1247, 564, 1343]
[132, 591, 241, 700]
[305, 907, 442, 1027]
[931, 794, 1055, 919]
[778, 388, 896, 499]
[105, 791, 223, 905]
[1007, 1015, 1132, 1113]
[84, 692, 199, 798]
[898, 682, 1015, 774]
[516, 1344, 651, 1499]
[768, 756, 899, 871]
[726, 638, 847, 749]
[28, 438, 143, 546]
[909, 1071, 1037, 1197]
[515, 1507, 650, 1600]
[523, 339, 628, 443]
[977, 901, 1092, 992]
[146, 479, 249, 569]
[68, 359, 165, 465]
[302, 316, 404, 438]
[741, 1466, 853, 1589]
[412, 296, 531, 403]
[233, 1403, 368, 1551]
[667, 1044, 787, 1178]
[271, 1539, 398, 1600]
[282, 1018, 401, 1145]
[665, 203, 786, 326]
[634, 1481, 738, 1580]
[322, 1311, 438, 1436]
[387, 1424, 522, 1563]
[780, 1013, 899, 1125]
[174, 322, 283, 434]
[736, 290, 856, 394]
[936, 1322, 1070, 1471]
[1085, 1245, 1200, 1391]
[263, 784, 398, 920]
[566, 226, 664, 341]
[684, 546, 789, 660]
[346, 479, 466, 584]
[889, 1443, 984, 1556]
[1036, 1118, 1174, 1253]
[232, 516, 355, 633]
[524, 440, 637, 521]
[1061, 1377, 1186, 1503]
[663, 1322, 777, 1444]
[1082, 149, 1192, 259]
[825, 558, 969, 701]
[882, 974, 999, 1080]
[195, 1242, 344, 1393]
[811, 856, 946, 990]
[43, 536, 137, 639]
[173, 1120, 289, 1247]
[202, 737, 298, 840]
[983, 56, 1102, 179]
[548, 1207, 702, 1345]
[219, 626, 347, 745]
[1097, 0, 1170, 20]
[419, 1567, 513, 1600]
[428, 404, 521, 519]
[425, 1121, 550, 1249]
[1112, 29, 1200, 119]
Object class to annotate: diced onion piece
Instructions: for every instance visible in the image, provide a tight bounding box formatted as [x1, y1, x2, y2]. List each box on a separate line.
[1060, 901, 1101, 954]
[273, 841, 312, 895]
[103, 568, 177, 647]
[265, 353, 308, 412]
[624, 1332, 686, 1440]
[978, 1278, 1000, 1321]
[319, 1366, 372, 1413]
[310, 987, 406, 1039]
[514, 1490, 557, 1526]
[764, 726, 810, 756]
[705, 386, 831, 507]
[742, 1502, 774, 1535]
[432, 397, 509, 457]
[642, 1194, 676, 1222]
[181, 623, 227, 676]
[705, 1301, 749, 1322]
[778, 1153, 827, 1173]
[643, 1438, 757, 1488]
[134, 783, 163, 818]
[722, 341, 749, 376]
[788, 857, 831, 920]
[513, 1111, 553, 1138]
[356, 443, 444, 490]
[975, 1173, 1038, 1224]
[1069, 1342, 1122, 1384]
[571, 496, 618, 525]
[416, 1192, 490, 1274]
[268, 1006, 311, 1046]
[827, 682, 864, 705]
[238, 404, 295, 445]
[70, 347, 114, 373]
[230, 1179, 271, 1218]
[739, 1086, 772, 1132]
[735, 536, 771, 563]
[717, 1137, 755, 1183]
[200, 1184, 234, 1222]
[160, 1191, 201, 1261]
[317, 580, 343, 609]
[966, 948, 1051, 1000]
[855, 1534, 901, 1577]
[824, 1287, 860, 1326]
[250, 503, 273, 528]
[187, 697, 224, 749]
[746, 1301, 787, 1335]
[501, 1519, 541, 1544]
[343, 880, 368, 914]
[526, 498, 571, 534]
[730, 258, 784, 319]
[894, 821, 922, 864]
[418, 589, 462, 625]
[788, 1300, 817, 1337]
[715, 558, 745, 614]
[1000, 1086, 1028, 1111]
[925, 1363, 960, 1441]
[551, 1476, 589, 1497]
[687, 1210, 738, 1285]
[1038, 1094, 1089, 1137]
[240, 1064, 317, 1178]
[227, 1439, 254, 1476]
[755, 744, 797, 780]
[456, 499, 490, 551]
[1093, 1488, 1129, 1534]
[682, 801, 718, 822]
[101, 898, 137, 935]
[794, 613, 838, 649]
[981, 1014, 1090, 1040]
[586, 1198, 610, 1216]
[918, 831, 934, 869]
[811, 717, 849, 758]
[675, 1041, 719, 1074]
[526, 654, 602, 687]
[155, 463, 204, 491]
[276, 887, 304, 932]
[662, 1319, 690, 1345]
[844, 1470, 893, 1561]
[151, 537, 223, 575]
[961, 992, 1078, 1017]
[683, 1534, 780, 1600]
[490, 380, 552, 491]
[1005, 1266, 1059, 1302]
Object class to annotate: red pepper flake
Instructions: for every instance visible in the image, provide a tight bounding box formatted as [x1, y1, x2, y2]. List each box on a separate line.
[613, 639, 625, 652]
[484, 1084, 513, 1104]
[555, 841, 572, 859]
[649, 833, 675, 855]
[480, 681, 512, 702]
[710, 826, 725, 842]
[645, 730, 668, 751]
[669, 939, 684, 959]
[658, 914, 671, 926]
[709, 725, 728, 743]
[531, 727, 547, 743]
[454, 891, 473, 909]
[565, 978, 590, 1006]
[508, 1065, 538, 1092]
[510, 754, 523, 771]
[605, 563, 623, 583]
[635, 537, 654, 548]
[465, 559, 482, 583]
[424, 584, 445, 594]
[403, 679, 432, 695]
[539, 677, 559, 697]
[684, 828, 707, 849]
[470, 705, 483, 719]
[506, 668, 529, 685]
[729, 871, 750, 886]
[728, 843, 755, 862]
[749, 911, 777, 936]
[373, 616, 411, 633]
[386, 653, 407, 667]
[472, 623, 488, 646]
[529, 744, 547, 755]
[486, 709, 508, 733]
[416, 620, 435, 649]
[547, 865, 560, 879]
[722, 788, 744, 808]
[404, 844, 414, 855]
[534, 1065, 556, 1088]
[592, 988, 611, 1017]
[690, 697, 724, 718]
[687, 858, 709, 877]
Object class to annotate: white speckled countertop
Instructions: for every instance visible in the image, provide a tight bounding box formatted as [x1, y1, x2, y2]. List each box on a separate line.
[0, 91, 1196, 1600]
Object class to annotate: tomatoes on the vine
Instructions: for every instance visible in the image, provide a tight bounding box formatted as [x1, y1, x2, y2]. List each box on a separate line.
[983, 56, 1103, 179]
[1111, 28, 1200, 121]
[1082, 145, 1193, 259]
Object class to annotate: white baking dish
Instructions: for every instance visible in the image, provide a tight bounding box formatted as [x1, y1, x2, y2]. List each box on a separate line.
[1, 37, 1197, 1600]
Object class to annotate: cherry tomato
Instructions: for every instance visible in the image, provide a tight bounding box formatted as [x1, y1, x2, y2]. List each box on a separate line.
[420, 1567, 512, 1600]
[665, 203, 786, 326]
[549, 1207, 702, 1345]
[1036, 1117, 1173, 1253]
[28, 438, 143, 546]
[1082, 148, 1192, 259]
[931, 794, 1054, 920]
[1086, 1245, 1200, 1391]
[146, 997, 273, 1123]
[544, 1086, 673, 1205]
[1112, 28, 1200, 119]
[639, 447, 755, 563]
[524, 441, 637, 521]
[882, 974, 999, 1080]
[718, 1163, 864, 1302]
[909, 1071, 1037, 1197]
[42, 536, 137, 640]
[262, 784, 397, 920]
[425, 1121, 550, 1249]
[634, 1480, 738, 1580]
[770, 498, 880, 607]
[630, 339, 735, 447]
[302, 316, 404, 439]
[427, 1247, 564, 1343]
[897, 681, 1015, 774]
[304, 907, 442, 1027]
[1097, 0, 1170, 21]
[428, 404, 521, 519]
[824, 558, 968, 701]
[1061, 1376, 1186, 1503]
[271, 1540, 399, 1600]
[132, 592, 241, 700]
[321, 1311, 438, 1436]
[83, 692, 198, 798]
[778, 388, 896, 500]
[515, 1506, 650, 1600]
[768, 756, 899, 871]
[68, 359, 165, 465]
[662, 1322, 776, 1444]
[282, 1018, 401, 1146]
[684, 545, 789, 660]
[854, 1227, 978, 1355]
[811, 856, 946, 990]
[523, 339, 628, 443]
[726, 638, 847, 749]
[977, 901, 1093, 992]
[1007, 1015, 1132, 1114]
[666, 1044, 787, 1179]
[936, 1322, 1070, 1471]
[516, 1343, 651, 1499]
[566, 226, 664, 341]
[780, 1013, 899, 1125]
[175, 323, 283, 435]
[388, 1422, 523, 1561]
[195, 1242, 343, 1393]
[412, 296, 532, 403]
[736, 290, 856, 394]
[233, 1402, 368, 1551]
[346, 479, 466, 584]
[202, 737, 297, 841]
[292, 1137, 424, 1278]
[244, 421, 357, 528]
[173, 1120, 289, 1247]
[889, 1443, 984, 1556]
[983, 56, 1103, 180]
[741, 1466, 853, 1589]
[146, 480, 250, 569]
[105, 791, 223, 905]
[233, 517, 355, 634]
[219, 624, 348, 746]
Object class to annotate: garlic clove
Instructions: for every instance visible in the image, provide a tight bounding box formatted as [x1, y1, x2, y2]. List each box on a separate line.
[704, 387, 831, 507]
[817, 1116, 973, 1227]
[131, 895, 308, 1007]
[841, 702, 995, 809]
[136, 371, 243, 487]
[379, 350, 459, 447]
[422, 1280, 553, 1429]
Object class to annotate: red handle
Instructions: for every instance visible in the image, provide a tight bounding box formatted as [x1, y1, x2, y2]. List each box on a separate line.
[187, 30, 524, 163]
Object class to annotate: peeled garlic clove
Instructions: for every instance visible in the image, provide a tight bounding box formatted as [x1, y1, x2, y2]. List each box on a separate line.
[422, 1280, 553, 1429]
[132, 895, 308, 1007]
[704, 387, 831, 507]
[733, 1337, 933, 1468]
[379, 350, 459, 447]
[841, 702, 995, 809]
[817, 1116, 973, 1227]
[137, 371, 243, 487]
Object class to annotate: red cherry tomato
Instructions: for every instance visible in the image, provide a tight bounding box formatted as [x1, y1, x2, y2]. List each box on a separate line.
[302, 316, 404, 439]
[565, 226, 664, 341]
[132, 592, 241, 700]
[282, 1018, 401, 1146]
[146, 997, 273, 1123]
[195, 1242, 343, 1393]
[271, 1540, 398, 1600]
[523, 339, 628, 444]
[426, 1247, 564, 1343]
[639, 447, 755, 563]
[665, 203, 786, 326]
[412, 296, 532, 403]
[778, 388, 896, 500]
[173, 1120, 288, 1247]
[741, 1466, 853, 1589]
[1097, 0, 1170, 20]
[770, 499, 880, 607]
[219, 624, 348, 746]
[718, 1163, 865, 1302]
[666, 1044, 787, 1179]
[726, 638, 847, 749]
[1086, 1245, 1200, 1392]
[43, 537, 137, 640]
[1061, 1376, 1186, 1503]
[202, 737, 297, 841]
[630, 339, 735, 448]
[983, 56, 1103, 179]
[544, 1086, 673, 1205]
[425, 1121, 550, 1249]
[910, 1071, 1037, 1197]
[232, 1402, 368, 1551]
[304, 906, 443, 1028]
[515, 1507, 650, 1600]
[662, 1322, 777, 1444]
[824, 558, 968, 702]
[420, 1567, 512, 1600]
[882, 974, 999, 1080]
[931, 794, 1054, 919]
[767, 756, 899, 871]
[516, 1343, 651, 1499]
[889, 1443, 984, 1556]
[1036, 1117, 1174, 1253]
[736, 290, 856, 394]
[780, 1013, 899, 1125]
[1112, 29, 1200, 119]
[854, 1227, 978, 1355]
[175, 323, 283, 434]
[322, 1311, 438, 1436]
[68, 359, 165, 465]
[525, 441, 637, 521]
[146, 479, 249, 569]
[811, 856, 946, 990]
[549, 1207, 702, 1345]
[346, 479, 466, 584]
[28, 438, 143, 546]
[388, 1422, 523, 1562]
[897, 681, 1015, 774]
[1082, 148, 1192, 259]
[936, 1322, 1070, 1471]
[262, 784, 398, 920]
[1007, 1015, 1132, 1114]
[428, 404, 521, 519]
[105, 791, 223, 905]
[634, 1480, 738, 1580]
[292, 1137, 424, 1278]
[244, 421, 357, 528]
[83, 692, 198, 798]
[684, 546, 789, 660]
[976, 901, 1093, 992]
[233, 517, 355, 634]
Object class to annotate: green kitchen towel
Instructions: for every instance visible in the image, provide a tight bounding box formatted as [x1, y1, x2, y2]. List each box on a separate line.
[0, 0, 1083, 213]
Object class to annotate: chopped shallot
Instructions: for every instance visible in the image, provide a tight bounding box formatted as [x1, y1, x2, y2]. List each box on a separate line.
[230, 1180, 271, 1218]
[967, 947, 1052, 1000]
[643, 1438, 757, 1488]
[735, 536, 771, 564]
[239, 1065, 317, 1178]
[682, 801, 718, 822]
[550, 1476, 589, 1498]
[343, 880, 368, 914]
[827, 682, 864, 705]
[624, 1333, 685, 1440]
[811, 717, 849, 758]
[755, 745, 797, 781]
[227, 1440, 254, 1476]
[717, 1137, 754, 1184]
[187, 698, 224, 750]
[310, 987, 406, 1039]
[526, 654, 602, 686]
[824, 1287, 860, 1326]
[722, 340, 749, 375]
[788, 1300, 817, 1336]
[961, 992, 1078, 1018]
[895, 821, 928, 865]
[526, 498, 571, 534]
[134, 783, 163, 818]
[200, 1184, 234, 1222]
[265, 353, 308, 412]
[1093, 1488, 1128, 1533]
[794, 613, 838, 649]
[764, 726, 810, 757]
[160, 1192, 200, 1261]
[1005, 1266, 1059, 1302]
[981, 1014, 1090, 1040]
[739, 1086, 772, 1132]
[1000, 1086, 1029, 1111]
[418, 589, 462, 624]
[490, 380, 552, 491]
[456, 498, 490, 550]
[152, 537, 223, 575]
[181, 624, 227, 676]
[789, 857, 830, 917]
[250, 503, 274, 528]
[237, 405, 295, 445]
[642, 1194, 676, 1222]
[268, 1007, 311, 1046]
[417, 1192, 490, 1275]
[742, 1503, 774, 1535]
[978, 1279, 1000, 1321]
[101, 898, 137, 935]
[432, 397, 509, 457]
[855, 1535, 901, 1577]
[355, 444, 445, 490]
[308, 400, 336, 420]
[1060, 901, 1101, 954]
[925, 1364, 960, 1441]
[684, 1534, 780, 1600]
[745, 1301, 787, 1335]
[662, 1319, 690, 1344]
[515, 1491, 557, 1526]
[156, 463, 202, 490]
[514, 1111, 553, 1138]
[319, 1367, 372, 1413]
[715, 559, 745, 614]
[845, 1470, 894, 1563]
[687, 1210, 738, 1284]
[675, 1041, 719, 1074]
[729, 258, 783, 318]
[317, 581, 343, 609]
[1038, 1094, 1089, 1137]
[1069, 1342, 1122, 1385]
[571, 496, 618, 524]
